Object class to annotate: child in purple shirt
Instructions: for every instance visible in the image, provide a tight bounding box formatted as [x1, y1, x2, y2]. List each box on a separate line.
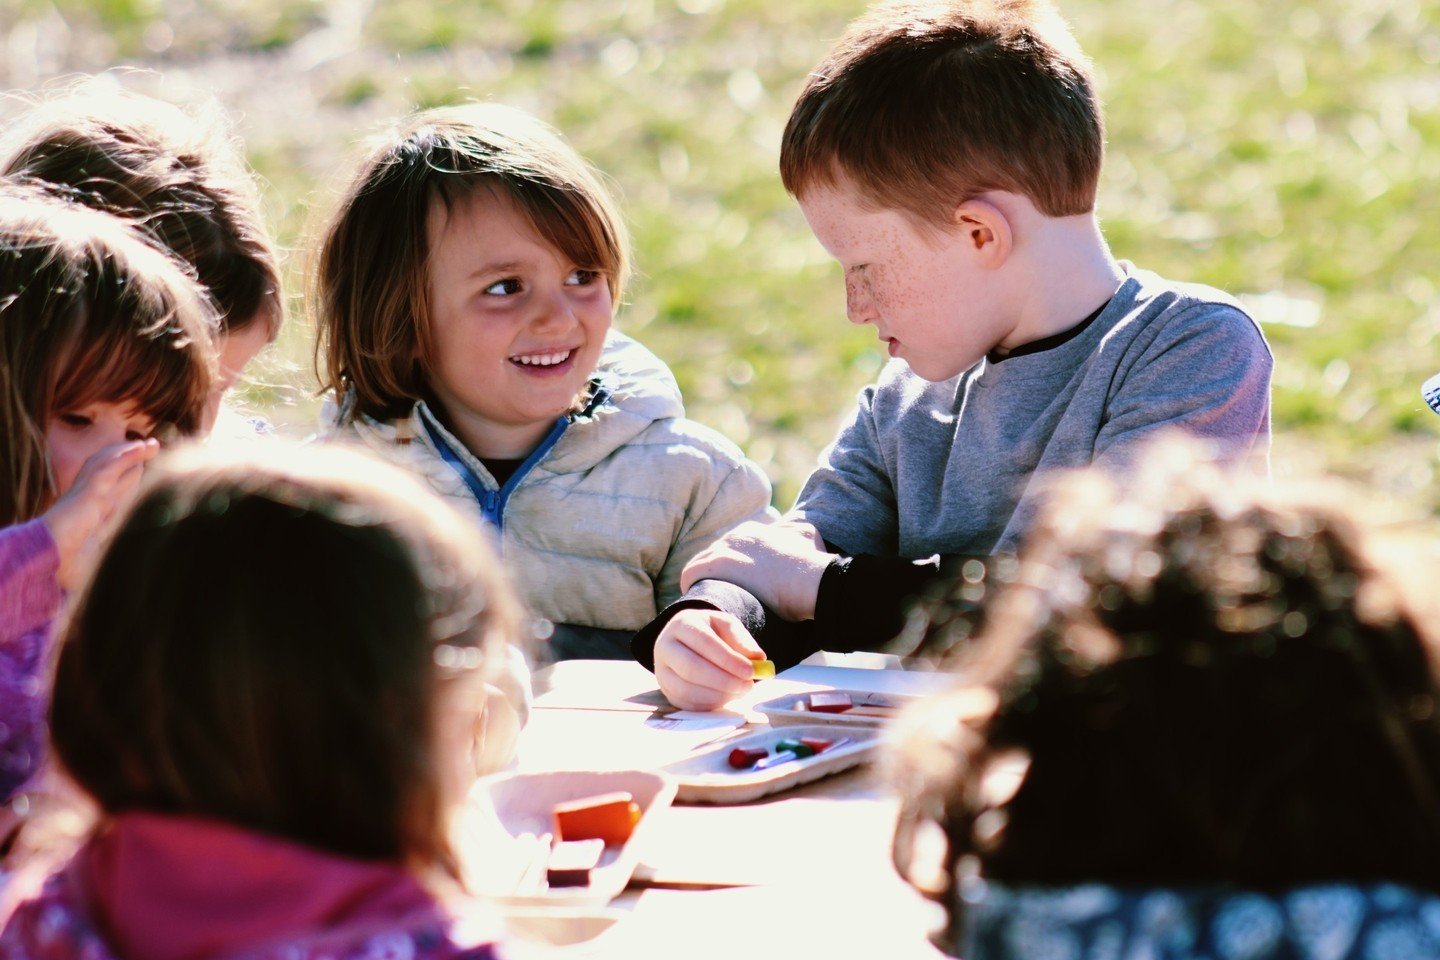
[1, 443, 521, 959]
[0, 184, 215, 805]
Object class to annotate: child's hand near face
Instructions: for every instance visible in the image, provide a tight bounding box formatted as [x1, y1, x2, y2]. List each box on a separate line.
[41, 439, 159, 591]
[653, 608, 765, 711]
[681, 520, 836, 622]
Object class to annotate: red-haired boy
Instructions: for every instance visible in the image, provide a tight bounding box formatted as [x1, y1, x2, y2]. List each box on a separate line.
[637, 0, 1273, 709]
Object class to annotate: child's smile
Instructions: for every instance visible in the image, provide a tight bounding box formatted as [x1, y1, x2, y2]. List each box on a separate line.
[424, 187, 612, 459]
[508, 347, 578, 373]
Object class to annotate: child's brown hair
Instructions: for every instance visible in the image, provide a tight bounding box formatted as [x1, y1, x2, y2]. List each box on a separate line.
[0, 182, 216, 525]
[0, 83, 283, 339]
[888, 449, 1440, 949]
[780, 0, 1104, 223]
[314, 103, 629, 423]
[49, 442, 524, 879]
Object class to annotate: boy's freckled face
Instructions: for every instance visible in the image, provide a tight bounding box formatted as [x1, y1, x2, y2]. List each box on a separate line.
[424, 188, 613, 457]
[798, 180, 1009, 382]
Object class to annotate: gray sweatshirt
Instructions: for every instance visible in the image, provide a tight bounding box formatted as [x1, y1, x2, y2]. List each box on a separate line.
[792, 264, 1273, 558]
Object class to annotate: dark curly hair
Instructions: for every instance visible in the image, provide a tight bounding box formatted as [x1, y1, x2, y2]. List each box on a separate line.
[889, 449, 1440, 951]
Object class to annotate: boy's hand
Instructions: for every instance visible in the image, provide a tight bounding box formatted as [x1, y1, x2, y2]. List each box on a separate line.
[681, 520, 835, 622]
[654, 608, 764, 711]
[41, 439, 159, 592]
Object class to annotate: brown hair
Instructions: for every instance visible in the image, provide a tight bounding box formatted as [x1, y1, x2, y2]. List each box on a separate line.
[0, 181, 216, 526]
[780, 0, 1104, 222]
[0, 83, 283, 338]
[314, 103, 629, 423]
[889, 450, 1440, 949]
[50, 442, 524, 877]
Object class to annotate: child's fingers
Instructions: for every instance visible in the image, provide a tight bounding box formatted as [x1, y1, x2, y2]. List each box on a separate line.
[655, 663, 732, 712]
[657, 643, 749, 702]
[84, 442, 158, 500]
[653, 611, 765, 710]
[708, 612, 765, 660]
[72, 439, 159, 493]
[102, 457, 151, 516]
[671, 611, 759, 681]
[655, 657, 748, 711]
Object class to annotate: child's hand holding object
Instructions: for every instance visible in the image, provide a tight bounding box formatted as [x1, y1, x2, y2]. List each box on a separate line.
[653, 607, 765, 711]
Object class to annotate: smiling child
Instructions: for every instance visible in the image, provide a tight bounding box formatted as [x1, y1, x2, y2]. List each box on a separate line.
[315, 104, 774, 663]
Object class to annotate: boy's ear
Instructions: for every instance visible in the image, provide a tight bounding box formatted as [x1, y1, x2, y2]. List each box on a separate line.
[952, 198, 1012, 267]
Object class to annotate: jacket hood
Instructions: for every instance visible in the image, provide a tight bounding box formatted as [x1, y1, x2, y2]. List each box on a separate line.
[2, 813, 457, 960]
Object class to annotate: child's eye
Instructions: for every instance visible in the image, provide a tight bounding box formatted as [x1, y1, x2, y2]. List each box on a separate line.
[57, 412, 92, 429]
[483, 278, 523, 297]
[566, 269, 603, 287]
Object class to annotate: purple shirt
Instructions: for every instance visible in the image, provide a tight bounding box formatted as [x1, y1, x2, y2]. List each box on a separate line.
[0, 519, 62, 801]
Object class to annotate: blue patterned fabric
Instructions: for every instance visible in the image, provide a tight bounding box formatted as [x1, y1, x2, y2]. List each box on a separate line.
[961, 881, 1440, 960]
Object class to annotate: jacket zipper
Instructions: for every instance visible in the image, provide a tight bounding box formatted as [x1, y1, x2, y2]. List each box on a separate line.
[419, 410, 569, 535]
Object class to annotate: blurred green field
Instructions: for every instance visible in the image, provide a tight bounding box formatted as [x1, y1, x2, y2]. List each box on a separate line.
[3, 0, 1439, 516]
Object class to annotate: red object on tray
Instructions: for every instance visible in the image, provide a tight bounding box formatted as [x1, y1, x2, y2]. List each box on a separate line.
[806, 691, 853, 714]
[728, 746, 769, 769]
[552, 791, 642, 846]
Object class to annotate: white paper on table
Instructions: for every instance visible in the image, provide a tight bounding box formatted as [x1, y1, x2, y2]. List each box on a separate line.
[644, 711, 747, 732]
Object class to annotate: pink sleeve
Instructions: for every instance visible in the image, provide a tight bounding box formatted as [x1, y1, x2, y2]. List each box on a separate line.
[0, 520, 62, 802]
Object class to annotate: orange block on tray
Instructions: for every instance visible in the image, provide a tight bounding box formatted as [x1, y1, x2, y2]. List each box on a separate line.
[552, 791, 642, 846]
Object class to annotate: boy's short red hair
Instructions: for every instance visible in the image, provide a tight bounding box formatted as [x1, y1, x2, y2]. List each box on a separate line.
[780, 0, 1104, 222]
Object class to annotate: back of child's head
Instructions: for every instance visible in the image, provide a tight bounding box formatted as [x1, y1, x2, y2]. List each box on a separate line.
[889, 446, 1440, 945]
[780, 0, 1103, 224]
[0, 81, 283, 339]
[49, 442, 523, 877]
[0, 182, 215, 525]
[314, 102, 629, 422]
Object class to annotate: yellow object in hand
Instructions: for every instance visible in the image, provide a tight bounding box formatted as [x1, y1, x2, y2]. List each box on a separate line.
[752, 659, 776, 680]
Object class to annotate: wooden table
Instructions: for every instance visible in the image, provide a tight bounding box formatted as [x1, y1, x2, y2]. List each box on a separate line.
[502, 660, 947, 958]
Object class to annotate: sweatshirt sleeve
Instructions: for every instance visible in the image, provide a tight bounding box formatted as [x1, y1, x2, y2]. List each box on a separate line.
[1096, 303, 1273, 466]
[0, 520, 64, 802]
[654, 458, 776, 611]
[789, 384, 900, 556]
[631, 553, 989, 672]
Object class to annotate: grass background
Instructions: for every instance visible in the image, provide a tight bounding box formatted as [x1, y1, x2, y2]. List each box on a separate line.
[3, 0, 1439, 518]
